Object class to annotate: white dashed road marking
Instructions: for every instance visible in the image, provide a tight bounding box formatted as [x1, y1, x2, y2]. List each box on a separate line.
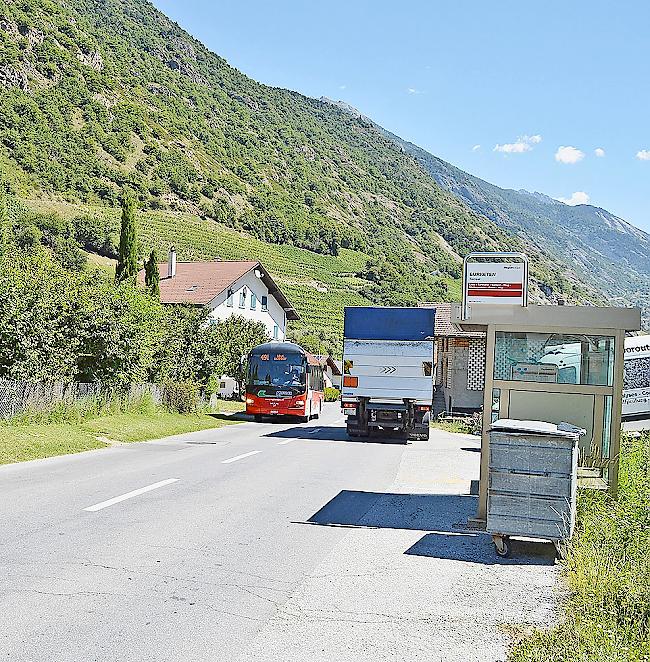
[83, 478, 179, 512]
[222, 450, 262, 464]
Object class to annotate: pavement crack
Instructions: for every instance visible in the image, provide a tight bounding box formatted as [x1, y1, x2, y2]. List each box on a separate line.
[203, 604, 264, 622]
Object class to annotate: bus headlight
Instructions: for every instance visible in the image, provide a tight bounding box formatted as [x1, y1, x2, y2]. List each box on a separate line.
[246, 397, 255, 404]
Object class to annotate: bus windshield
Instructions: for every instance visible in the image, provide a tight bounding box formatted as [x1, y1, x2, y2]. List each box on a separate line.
[248, 353, 306, 387]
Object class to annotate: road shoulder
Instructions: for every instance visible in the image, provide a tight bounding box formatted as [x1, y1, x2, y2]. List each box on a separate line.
[245, 428, 560, 662]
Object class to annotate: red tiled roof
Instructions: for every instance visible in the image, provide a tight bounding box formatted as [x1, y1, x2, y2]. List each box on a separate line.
[314, 354, 343, 375]
[138, 260, 299, 320]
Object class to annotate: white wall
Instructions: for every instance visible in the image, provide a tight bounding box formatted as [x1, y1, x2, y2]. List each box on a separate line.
[218, 376, 238, 398]
[441, 340, 484, 412]
[325, 366, 341, 389]
[207, 270, 287, 340]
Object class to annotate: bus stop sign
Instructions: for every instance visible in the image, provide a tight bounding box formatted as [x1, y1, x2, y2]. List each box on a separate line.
[462, 252, 528, 320]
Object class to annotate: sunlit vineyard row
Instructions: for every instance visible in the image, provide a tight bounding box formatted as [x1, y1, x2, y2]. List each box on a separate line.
[25, 200, 374, 338]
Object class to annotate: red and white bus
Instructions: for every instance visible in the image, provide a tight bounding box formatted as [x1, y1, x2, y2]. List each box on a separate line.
[245, 342, 324, 422]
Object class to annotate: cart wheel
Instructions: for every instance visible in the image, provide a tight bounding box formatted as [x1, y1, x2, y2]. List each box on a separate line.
[554, 540, 568, 561]
[493, 535, 511, 558]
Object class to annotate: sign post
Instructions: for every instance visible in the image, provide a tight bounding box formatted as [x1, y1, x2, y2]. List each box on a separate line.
[462, 252, 528, 320]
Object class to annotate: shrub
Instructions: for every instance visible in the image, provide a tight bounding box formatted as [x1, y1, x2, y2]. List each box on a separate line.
[162, 379, 200, 414]
[324, 387, 340, 402]
[510, 432, 650, 661]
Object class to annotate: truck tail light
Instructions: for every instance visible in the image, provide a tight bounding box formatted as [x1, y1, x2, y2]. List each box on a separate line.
[343, 376, 358, 387]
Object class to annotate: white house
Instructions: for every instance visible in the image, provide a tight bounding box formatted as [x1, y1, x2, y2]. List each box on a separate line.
[217, 375, 238, 399]
[144, 248, 299, 339]
[315, 355, 342, 389]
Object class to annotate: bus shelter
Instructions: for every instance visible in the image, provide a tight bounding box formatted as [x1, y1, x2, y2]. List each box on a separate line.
[452, 303, 641, 522]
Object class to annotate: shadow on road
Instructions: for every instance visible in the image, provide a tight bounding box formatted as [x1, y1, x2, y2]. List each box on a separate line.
[306, 490, 476, 531]
[301, 490, 555, 565]
[405, 533, 556, 565]
[264, 426, 408, 444]
[207, 412, 248, 422]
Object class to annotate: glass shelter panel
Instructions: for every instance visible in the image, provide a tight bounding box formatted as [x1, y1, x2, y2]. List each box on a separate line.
[494, 332, 615, 386]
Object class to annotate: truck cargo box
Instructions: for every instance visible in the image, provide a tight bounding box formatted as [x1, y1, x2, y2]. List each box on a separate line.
[343, 307, 435, 342]
[342, 339, 433, 401]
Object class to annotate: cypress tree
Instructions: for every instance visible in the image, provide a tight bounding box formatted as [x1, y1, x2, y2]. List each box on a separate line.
[115, 189, 138, 284]
[144, 249, 160, 297]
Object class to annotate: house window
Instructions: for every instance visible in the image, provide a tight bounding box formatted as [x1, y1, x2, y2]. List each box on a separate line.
[226, 289, 233, 307]
[261, 295, 268, 311]
[273, 325, 279, 340]
[250, 293, 257, 310]
[239, 288, 247, 309]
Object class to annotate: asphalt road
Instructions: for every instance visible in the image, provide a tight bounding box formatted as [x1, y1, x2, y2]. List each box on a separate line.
[1, 404, 559, 661]
[0, 404, 408, 661]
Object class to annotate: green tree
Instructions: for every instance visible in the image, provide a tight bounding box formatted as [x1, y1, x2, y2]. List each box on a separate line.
[115, 189, 138, 284]
[0, 249, 164, 385]
[152, 305, 216, 384]
[211, 315, 270, 394]
[144, 249, 160, 297]
[0, 188, 9, 255]
[75, 279, 164, 385]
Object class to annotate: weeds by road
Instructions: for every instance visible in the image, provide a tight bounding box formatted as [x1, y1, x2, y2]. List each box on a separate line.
[0, 399, 244, 465]
[510, 432, 650, 662]
[430, 419, 475, 435]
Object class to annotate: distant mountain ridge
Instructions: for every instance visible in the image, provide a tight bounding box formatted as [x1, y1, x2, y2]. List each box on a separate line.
[393, 138, 650, 321]
[322, 97, 650, 326]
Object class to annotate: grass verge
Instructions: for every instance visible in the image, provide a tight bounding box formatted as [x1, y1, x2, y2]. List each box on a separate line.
[0, 424, 107, 465]
[509, 432, 650, 662]
[430, 420, 476, 435]
[0, 404, 244, 465]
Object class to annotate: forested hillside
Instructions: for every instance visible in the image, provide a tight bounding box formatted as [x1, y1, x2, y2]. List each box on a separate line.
[0, 0, 604, 346]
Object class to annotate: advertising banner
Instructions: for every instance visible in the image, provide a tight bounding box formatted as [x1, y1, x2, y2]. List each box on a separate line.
[623, 335, 650, 417]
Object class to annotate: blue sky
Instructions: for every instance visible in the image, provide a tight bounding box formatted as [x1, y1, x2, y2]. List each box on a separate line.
[153, 0, 650, 232]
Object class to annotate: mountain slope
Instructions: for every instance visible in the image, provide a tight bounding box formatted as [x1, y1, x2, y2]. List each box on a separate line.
[378, 124, 650, 326]
[0, 0, 604, 343]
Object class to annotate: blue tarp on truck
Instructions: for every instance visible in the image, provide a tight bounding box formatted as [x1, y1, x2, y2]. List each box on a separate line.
[343, 307, 435, 342]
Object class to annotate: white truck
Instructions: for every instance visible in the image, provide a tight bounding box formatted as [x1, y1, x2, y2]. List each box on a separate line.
[341, 306, 435, 441]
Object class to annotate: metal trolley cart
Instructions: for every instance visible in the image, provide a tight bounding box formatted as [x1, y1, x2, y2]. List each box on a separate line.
[487, 419, 583, 559]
